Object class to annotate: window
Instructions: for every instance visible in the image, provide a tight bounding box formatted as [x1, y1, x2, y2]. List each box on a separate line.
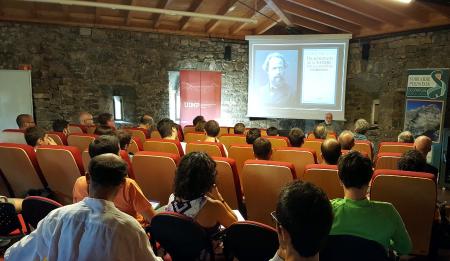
[113, 96, 123, 120]
[168, 71, 181, 123]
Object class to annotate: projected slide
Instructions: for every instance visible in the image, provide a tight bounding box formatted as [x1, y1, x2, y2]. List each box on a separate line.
[246, 34, 350, 120]
[302, 48, 337, 104]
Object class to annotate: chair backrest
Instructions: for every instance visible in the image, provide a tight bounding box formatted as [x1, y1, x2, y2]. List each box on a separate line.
[0, 129, 26, 144]
[151, 130, 162, 139]
[67, 124, 86, 134]
[266, 136, 290, 149]
[304, 164, 343, 200]
[219, 127, 229, 137]
[149, 212, 214, 261]
[143, 138, 184, 157]
[212, 157, 243, 210]
[260, 129, 268, 136]
[353, 140, 374, 160]
[220, 134, 246, 150]
[81, 150, 90, 171]
[228, 144, 254, 179]
[223, 221, 279, 261]
[119, 150, 135, 179]
[272, 147, 317, 180]
[127, 136, 143, 154]
[185, 142, 226, 157]
[378, 142, 414, 154]
[320, 235, 388, 261]
[242, 160, 296, 225]
[123, 127, 148, 142]
[47, 132, 67, 145]
[36, 145, 84, 205]
[132, 151, 179, 204]
[0, 143, 46, 197]
[370, 169, 436, 255]
[303, 139, 324, 163]
[184, 132, 206, 143]
[22, 196, 63, 229]
[374, 152, 402, 170]
[183, 125, 196, 135]
[67, 133, 96, 152]
[341, 149, 369, 158]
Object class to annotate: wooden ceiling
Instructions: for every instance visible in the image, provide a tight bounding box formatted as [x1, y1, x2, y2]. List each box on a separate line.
[0, 0, 449, 39]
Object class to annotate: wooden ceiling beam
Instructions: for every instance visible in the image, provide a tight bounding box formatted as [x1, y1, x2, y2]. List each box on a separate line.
[254, 14, 280, 34]
[205, 0, 238, 34]
[263, 0, 292, 26]
[325, 0, 404, 26]
[418, 2, 450, 19]
[125, 0, 137, 26]
[366, 0, 429, 23]
[274, 0, 359, 33]
[179, 0, 203, 31]
[287, 0, 381, 29]
[289, 15, 337, 33]
[230, 0, 266, 35]
[153, 0, 171, 28]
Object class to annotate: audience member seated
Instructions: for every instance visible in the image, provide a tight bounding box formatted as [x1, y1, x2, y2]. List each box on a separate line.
[288, 128, 305, 148]
[117, 129, 133, 152]
[321, 139, 341, 165]
[16, 114, 35, 130]
[79, 112, 94, 126]
[397, 131, 414, 143]
[73, 135, 156, 226]
[414, 135, 438, 176]
[138, 114, 154, 138]
[313, 124, 327, 139]
[157, 118, 178, 140]
[194, 120, 206, 132]
[267, 127, 279, 136]
[269, 181, 333, 261]
[319, 112, 340, 135]
[52, 119, 69, 136]
[398, 150, 426, 172]
[5, 154, 162, 260]
[98, 112, 115, 128]
[204, 120, 220, 143]
[165, 152, 237, 236]
[330, 151, 412, 255]
[246, 128, 261, 144]
[193, 115, 205, 126]
[234, 123, 245, 135]
[24, 127, 57, 147]
[338, 130, 355, 150]
[353, 119, 370, 140]
[94, 125, 115, 136]
[253, 137, 272, 160]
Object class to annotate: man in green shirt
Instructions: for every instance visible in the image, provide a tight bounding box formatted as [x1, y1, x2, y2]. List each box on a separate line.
[330, 151, 412, 255]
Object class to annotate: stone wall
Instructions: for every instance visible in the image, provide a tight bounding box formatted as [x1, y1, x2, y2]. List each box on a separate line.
[1, 22, 450, 144]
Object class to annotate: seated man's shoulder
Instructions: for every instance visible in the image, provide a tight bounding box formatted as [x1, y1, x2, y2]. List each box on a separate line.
[330, 198, 346, 208]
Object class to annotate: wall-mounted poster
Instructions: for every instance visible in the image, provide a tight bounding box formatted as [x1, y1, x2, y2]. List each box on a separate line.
[404, 99, 444, 143]
[406, 69, 449, 100]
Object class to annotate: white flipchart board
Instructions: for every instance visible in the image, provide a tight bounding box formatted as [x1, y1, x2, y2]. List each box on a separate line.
[0, 70, 33, 131]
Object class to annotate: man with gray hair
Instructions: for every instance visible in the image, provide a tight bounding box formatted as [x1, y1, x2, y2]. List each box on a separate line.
[261, 52, 295, 105]
[320, 112, 341, 134]
[398, 131, 414, 143]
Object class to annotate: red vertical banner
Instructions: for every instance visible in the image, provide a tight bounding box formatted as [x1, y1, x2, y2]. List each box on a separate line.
[180, 70, 221, 127]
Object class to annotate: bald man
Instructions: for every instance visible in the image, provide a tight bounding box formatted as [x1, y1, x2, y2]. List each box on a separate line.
[321, 138, 341, 165]
[138, 115, 154, 138]
[338, 130, 355, 150]
[79, 112, 94, 126]
[414, 135, 438, 176]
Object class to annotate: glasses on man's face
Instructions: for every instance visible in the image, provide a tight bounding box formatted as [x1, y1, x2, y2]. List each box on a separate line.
[270, 211, 281, 228]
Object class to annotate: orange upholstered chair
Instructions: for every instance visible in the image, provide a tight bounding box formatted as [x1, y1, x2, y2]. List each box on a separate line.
[303, 139, 324, 163]
[124, 127, 148, 141]
[228, 144, 254, 179]
[183, 125, 196, 135]
[127, 136, 143, 154]
[67, 133, 96, 153]
[219, 127, 229, 137]
[370, 169, 436, 255]
[353, 140, 374, 160]
[143, 138, 184, 157]
[82, 149, 135, 179]
[260, 129, 268, 136]
[67, 124, 86, 134]
[242, 160, 296, 226]
[0, 143, 47, 197]
[47, 132, 67, 145]
[0, 129, 26, 144]
[341, 150, 369, 158]
[220, 134, 246, 150]
[185, 142, 226, 157]
[327, 132, 337, 139]
[212, 157, 243, 210]
[272, 147, 317, 180]
[184, 132, 206, 143]
[266, 136, 290, 149]
[378, 142, 414, 154]
[374, 152, 402, 170]
[132, 151, 180, 204]
[151, 130, 162, 139]
[81, 149, 90, 171]
[36, 145, 84, 204]
[304, 164, 343, 200]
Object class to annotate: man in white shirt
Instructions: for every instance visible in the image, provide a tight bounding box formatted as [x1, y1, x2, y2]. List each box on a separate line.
[5, 153, 162, 261]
